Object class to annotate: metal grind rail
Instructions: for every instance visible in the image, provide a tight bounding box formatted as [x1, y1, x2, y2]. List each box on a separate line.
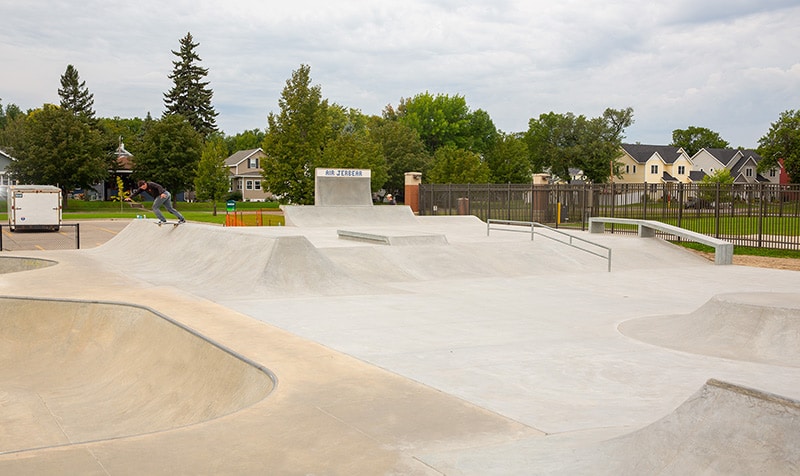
[487, 219, 612, 272]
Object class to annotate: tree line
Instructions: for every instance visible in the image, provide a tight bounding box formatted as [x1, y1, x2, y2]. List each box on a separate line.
[1, 32, 799, 207]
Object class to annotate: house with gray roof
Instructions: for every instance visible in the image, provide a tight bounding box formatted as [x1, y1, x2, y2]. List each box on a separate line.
[692, 148, 779, 184]
[226, 148, 272, 201]
[616, 144, 693, 184]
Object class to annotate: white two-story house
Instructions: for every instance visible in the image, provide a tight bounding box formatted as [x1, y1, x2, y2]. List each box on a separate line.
[691, 148, 779, 184]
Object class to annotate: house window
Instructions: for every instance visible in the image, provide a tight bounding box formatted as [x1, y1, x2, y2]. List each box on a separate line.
[246, 180, 253, 190]
[254, 180, 261, 190]
[248, 158, 259, 168]
[633, 165, 636, 173]
[770, 169, 777, 177]
[677, 165, 685, 175]
[625, 165, 630, 174]
[650, 165, 658, 174]
[746, 168, 753, 177]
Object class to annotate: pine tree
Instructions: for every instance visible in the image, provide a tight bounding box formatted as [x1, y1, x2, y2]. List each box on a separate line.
[58, 65, 95, 120]
[163, 32, 218, 137]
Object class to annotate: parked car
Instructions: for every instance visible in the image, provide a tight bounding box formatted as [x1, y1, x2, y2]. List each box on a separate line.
[685, 197, 710, 209]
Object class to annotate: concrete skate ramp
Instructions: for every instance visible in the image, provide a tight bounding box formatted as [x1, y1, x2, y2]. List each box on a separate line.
[282, 205, 418, 227]
[0, 256, 56, 274]
[520, 379, 800, 474]
[0, 297, 275, 454]
[597, 379, 800, 474]
[88, 221, 374, 298]
[619, 293, 800, 367]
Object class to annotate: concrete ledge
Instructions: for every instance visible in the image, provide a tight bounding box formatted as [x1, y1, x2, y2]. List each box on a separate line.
[337, 229, 448, 246]
[589, 217, 733, 265]
[282, 205, 418, 227]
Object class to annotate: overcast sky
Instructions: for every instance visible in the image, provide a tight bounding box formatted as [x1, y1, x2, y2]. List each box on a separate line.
[2, 0, 798, 148]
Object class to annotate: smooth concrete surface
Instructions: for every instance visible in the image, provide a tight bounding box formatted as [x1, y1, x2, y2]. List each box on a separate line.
[0, 297, 275, 454]
[314, 168, 373, 206]
[620, 292, 800, 367]
[282, 204, 418, 227]
[0, 256, 56, 274]
[0, 215, 799, 474]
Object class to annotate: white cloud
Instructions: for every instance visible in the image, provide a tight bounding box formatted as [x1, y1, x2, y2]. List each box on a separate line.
[1, 0, 798, 146]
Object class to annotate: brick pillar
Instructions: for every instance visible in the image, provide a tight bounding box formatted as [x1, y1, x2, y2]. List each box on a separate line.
[404, 172, 422, 213]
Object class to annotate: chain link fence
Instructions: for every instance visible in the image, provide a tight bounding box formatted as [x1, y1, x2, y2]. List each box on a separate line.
[419, 182, 800, 250]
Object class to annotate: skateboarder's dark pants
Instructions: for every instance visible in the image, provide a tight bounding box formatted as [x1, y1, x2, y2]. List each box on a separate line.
[152, 191, 185, 223]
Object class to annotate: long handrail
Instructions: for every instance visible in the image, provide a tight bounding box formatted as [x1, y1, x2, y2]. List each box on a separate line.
[487, 219, 612, 272]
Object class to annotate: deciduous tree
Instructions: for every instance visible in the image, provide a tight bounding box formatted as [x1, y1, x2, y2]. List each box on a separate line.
[369, 118, 430, 196]
[132, 114, 203, 197]
[670, 126, 729, 156]
[757, 110, 800, 182]
[427, 145, 490, 184]
[320, 106, 387, 192]
[262, 64, 329, 204]
[525, 111, 582, 182]
[194, 135, 230, 215]
[224, 129, 265, 155]
[525, 107, 633, 183]
[388, 92, 497, 155]
[4, 104, 107, 206]
[579, 108, 634, 184]
[486, 132, 530, 183]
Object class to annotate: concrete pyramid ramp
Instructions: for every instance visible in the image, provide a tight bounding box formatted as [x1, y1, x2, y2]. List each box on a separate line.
[89, 221, 374, 298]
[619, 292, 800, 367]
[511, 379, 800, 475]
[0, 297, 274, 454]
[594, 379, 800, 474]
[259, 234, 375, 296]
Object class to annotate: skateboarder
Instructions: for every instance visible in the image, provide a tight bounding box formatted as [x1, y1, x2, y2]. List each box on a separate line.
[126, 180, 186, 224]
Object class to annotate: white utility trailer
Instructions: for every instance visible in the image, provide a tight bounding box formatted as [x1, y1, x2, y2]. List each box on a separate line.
[7, 185, 62, 231]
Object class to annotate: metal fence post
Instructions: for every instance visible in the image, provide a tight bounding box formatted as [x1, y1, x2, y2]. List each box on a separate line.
[507, 183, 511, 221]
[75, 223, 80, 249]
[714, 183, 721, 238]
[487, 182, 491, 221]
[0, 224, 3, 251]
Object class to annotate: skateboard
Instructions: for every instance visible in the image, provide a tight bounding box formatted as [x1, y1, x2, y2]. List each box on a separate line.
[156, 221, 182, 227]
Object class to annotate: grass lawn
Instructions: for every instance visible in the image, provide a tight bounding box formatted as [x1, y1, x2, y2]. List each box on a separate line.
[0, 199, 284, 226]
[676, 241, 800, 260]
[2, 199, 799, 259]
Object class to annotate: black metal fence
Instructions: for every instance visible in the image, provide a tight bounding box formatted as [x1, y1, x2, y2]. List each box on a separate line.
[419, 183, 800, 250]
[0, 224, 81, 251]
